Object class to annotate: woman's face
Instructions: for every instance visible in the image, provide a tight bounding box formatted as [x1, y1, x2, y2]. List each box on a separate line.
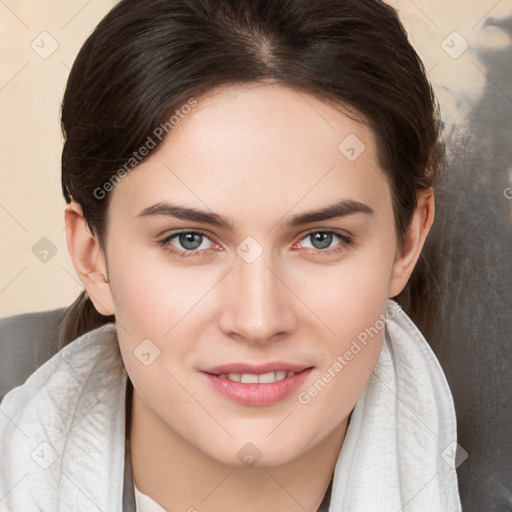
[88, 82, 415, 467]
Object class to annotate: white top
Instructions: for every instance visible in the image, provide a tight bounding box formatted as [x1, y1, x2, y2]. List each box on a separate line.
[0, 299, 462, 511]
[134, 482, 168, 512]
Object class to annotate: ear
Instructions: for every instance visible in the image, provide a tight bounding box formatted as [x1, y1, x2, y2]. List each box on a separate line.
[64, 201, 115, 316]
[388, 187, 435, 298]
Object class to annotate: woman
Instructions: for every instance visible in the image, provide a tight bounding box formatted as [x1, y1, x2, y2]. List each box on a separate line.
[0, 0, 462, 510]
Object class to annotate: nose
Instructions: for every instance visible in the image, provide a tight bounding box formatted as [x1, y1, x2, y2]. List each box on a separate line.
[218, 249, 298, 345]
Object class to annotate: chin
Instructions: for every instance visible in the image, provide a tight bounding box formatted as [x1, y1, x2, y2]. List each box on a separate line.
[204, 435, 306, 469]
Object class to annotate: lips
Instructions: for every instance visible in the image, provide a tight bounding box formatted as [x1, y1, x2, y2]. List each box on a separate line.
[203, 362, 311, 375]
[217, 370, 297, 384]
[201, 362, 314, 406]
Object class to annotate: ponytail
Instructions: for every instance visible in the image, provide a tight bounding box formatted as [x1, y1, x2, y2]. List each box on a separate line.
[57, 289, 115, 351]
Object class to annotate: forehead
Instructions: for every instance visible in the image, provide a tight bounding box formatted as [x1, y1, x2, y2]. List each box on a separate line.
[108, 82, 391, 225]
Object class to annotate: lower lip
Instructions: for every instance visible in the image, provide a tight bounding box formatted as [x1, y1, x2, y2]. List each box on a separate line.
[202, 368, 313, 406]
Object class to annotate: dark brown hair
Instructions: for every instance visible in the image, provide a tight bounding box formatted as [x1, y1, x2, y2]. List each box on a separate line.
[60, 0, 444, 346]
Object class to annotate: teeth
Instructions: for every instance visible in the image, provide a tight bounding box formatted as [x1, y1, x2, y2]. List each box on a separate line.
[240, 373, 259, 384]
[258, 371, 276, 383]
[217, 371, 297, 383]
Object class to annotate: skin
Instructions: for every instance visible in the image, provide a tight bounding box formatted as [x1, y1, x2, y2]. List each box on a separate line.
[64, 81, 434, 512]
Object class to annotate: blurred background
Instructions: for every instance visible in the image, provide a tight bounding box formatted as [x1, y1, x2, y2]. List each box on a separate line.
[0, 0, 118, 316]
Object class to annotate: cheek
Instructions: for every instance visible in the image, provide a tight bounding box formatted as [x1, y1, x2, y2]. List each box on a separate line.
[294, 243, 394, 340]
[293, 246, 392, 423]
[301, 334, 383, 447]
[106, 243, 219, 391]
[298, 303, 385, 440]
[107, 238, 211, 336]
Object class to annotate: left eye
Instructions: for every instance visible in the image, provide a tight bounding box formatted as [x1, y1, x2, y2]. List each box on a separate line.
[297, 231, 351, 252]
[164, 231, 214, 251]
[300, 231, 341, 250]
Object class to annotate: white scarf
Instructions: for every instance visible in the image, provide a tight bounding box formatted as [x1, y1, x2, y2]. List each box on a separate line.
[0, 300, 461, 511]
[329, 299, 462, 511]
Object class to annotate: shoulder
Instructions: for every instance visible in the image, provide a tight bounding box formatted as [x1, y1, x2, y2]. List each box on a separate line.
[0, 308, 67, 403]
[0, 318, 123, 510]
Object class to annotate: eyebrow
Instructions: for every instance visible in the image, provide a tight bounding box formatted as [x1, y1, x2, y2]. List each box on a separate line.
[135, 199, 374, 230]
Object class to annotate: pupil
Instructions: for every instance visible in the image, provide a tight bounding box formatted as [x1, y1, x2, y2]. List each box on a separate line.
[312, 232, 332, 249]
[180, 233, 202, 250]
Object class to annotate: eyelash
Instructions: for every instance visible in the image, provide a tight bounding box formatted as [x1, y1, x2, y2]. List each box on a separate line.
[158, 229, 354, 259]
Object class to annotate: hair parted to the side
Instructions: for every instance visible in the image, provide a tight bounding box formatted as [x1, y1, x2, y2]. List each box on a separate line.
[60, 0, 444, 346]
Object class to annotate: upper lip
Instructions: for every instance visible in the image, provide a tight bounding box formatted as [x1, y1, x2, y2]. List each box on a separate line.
[203, 362, 312, 375]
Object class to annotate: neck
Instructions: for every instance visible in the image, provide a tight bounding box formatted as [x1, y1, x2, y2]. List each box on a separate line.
[129, 388, 347, 512]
